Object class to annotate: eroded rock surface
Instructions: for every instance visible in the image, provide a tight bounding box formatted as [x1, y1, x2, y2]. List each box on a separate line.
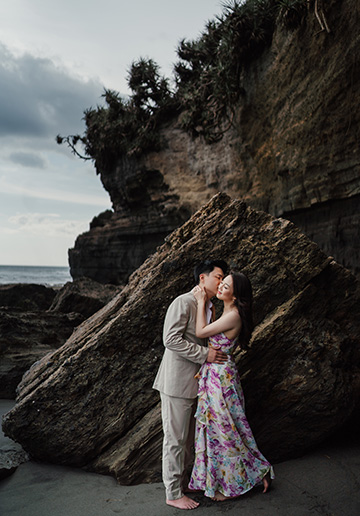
[2, 194, 359, 484]
[0, 279, 120, 398]
[0, 309, 84, 398]
[0, 284, 56, 311]
[49, 277, 120, 319]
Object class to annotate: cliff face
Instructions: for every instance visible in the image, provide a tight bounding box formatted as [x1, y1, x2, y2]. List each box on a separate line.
[69, 0, 360, 284]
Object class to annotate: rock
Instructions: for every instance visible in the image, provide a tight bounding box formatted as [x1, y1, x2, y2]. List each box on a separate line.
[0, 279, 117, 398]
[49, 277, 120, 319]
[69, 166, 189, 285]
[2, 194, 359, 484]
[0, 284, 56, 311]
[0, 309, 85, 398]
[69, 0, 360, 284]
[0, 443, 29, 481]
[92, 404, 163, 484]
[0, 400, 29, 480]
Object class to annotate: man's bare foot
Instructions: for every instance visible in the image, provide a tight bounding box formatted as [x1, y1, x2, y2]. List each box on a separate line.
[262, 473, 272, 493]
[166, 495, 199, 510]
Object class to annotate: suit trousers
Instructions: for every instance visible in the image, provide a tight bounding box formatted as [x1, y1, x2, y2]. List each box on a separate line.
[160, 392, 197, 500]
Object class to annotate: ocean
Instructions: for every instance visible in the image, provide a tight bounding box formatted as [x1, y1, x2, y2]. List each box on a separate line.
[0, 265, 72, 287]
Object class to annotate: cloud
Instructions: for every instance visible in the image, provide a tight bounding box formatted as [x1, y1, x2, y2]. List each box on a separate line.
[7, 212, 88, 237]
[0, 42, 104, 139]
[9, 151, 46, 168]
[0, 176, 110, 207]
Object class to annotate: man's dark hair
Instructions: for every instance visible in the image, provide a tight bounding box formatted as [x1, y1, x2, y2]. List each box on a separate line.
[193, 259, 228, 284]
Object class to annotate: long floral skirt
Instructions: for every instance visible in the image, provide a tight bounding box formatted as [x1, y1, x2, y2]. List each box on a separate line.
[188, 358, 274, 498]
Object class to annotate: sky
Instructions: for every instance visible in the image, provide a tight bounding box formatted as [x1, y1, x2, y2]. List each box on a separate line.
[0, 0, 224, 266]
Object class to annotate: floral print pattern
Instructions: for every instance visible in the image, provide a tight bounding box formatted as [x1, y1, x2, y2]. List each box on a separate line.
[188, 333, 274, 498]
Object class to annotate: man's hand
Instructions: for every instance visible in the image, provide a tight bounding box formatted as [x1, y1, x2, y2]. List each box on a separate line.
[207, 348, 228, 363]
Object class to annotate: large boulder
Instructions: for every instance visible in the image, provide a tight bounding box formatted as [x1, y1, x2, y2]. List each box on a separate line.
[2, 194, 359, 484]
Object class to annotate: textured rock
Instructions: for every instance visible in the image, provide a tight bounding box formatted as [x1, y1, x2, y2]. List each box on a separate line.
[69, 0, 360, 284]
[0, 278, 117, 399]
[49, 277, 120, 319]
[0, 309, 84, 398]
[69, 157, 190, 285]
[0, 284, 56, 311]
[69, 207, 186, 285]
[2, 194, 359, 484]
[0, 443, 29, 481]
[0, 400, 29, 480]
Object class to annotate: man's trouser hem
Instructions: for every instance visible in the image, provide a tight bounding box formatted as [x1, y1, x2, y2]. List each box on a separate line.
[166, 488, 183, 501]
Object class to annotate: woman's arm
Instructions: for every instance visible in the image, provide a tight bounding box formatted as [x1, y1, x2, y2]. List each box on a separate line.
[196, 310, 240, 338]
[195, 297, 208, 337]
[193, 286, 241, 338]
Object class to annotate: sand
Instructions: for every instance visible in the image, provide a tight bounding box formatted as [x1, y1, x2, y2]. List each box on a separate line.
[1, 400, 359, 516]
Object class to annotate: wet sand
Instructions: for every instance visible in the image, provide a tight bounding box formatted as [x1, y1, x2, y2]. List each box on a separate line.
[1, 400, 359, 516]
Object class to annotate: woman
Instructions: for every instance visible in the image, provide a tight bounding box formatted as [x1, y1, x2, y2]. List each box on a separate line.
[188, 271, 274, 501]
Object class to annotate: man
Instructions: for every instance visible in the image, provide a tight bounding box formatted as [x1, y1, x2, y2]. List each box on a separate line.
[153, 259, 228, 510]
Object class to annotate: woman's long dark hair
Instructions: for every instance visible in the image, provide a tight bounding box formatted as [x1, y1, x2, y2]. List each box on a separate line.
[230, 271, 253, 350]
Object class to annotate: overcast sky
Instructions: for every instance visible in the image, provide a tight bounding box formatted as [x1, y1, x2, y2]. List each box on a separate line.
[0, 0, 223, 266]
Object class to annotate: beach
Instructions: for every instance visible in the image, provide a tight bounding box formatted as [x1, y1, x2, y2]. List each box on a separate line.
[1, 400, 359, 516]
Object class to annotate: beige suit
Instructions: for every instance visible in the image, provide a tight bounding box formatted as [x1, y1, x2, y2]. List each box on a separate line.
[153, 291, 209, 500]
[153, 291, 209, 397]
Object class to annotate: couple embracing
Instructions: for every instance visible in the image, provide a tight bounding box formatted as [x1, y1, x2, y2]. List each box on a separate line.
[153, 259, 274, 510]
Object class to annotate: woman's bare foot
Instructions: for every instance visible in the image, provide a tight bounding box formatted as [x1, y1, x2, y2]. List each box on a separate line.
[262, 473, 272, 493]
[211, 491, 231, 501]
[166, 495, 199, 510]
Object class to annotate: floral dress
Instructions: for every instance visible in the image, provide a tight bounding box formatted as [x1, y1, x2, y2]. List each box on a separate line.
[188, 333, 274, 498]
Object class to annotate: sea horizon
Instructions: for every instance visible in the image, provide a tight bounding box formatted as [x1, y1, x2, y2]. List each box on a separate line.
[0, 264, 72, 287]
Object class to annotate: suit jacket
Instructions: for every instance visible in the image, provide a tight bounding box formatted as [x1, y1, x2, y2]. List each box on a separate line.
[153, 291, 209, 399]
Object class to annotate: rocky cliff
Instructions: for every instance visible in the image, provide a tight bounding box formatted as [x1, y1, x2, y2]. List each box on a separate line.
[69, 0, 360, 285]
[3, 194, 360, 483]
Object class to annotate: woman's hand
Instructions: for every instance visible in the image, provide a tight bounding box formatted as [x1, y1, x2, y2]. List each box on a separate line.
[192, 285, 206, 303]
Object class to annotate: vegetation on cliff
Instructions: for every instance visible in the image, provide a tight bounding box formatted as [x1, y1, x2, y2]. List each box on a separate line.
[57, 0, 324, 172]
